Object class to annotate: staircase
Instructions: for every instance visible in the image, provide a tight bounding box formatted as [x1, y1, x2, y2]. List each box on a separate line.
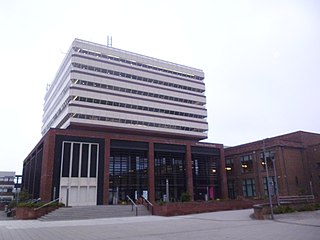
[38, 205, 151, 221]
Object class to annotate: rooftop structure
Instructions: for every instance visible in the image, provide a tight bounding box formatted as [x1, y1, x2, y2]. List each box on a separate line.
[42, 39, 208, 140]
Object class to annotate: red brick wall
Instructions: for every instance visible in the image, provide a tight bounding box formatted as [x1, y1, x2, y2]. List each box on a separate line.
[15, 206, 59, 220]
[153, 199, 265, 216]
[40, 131, 56, 201]
[282, 147, 310, 195]
[306, 143, 320, 198]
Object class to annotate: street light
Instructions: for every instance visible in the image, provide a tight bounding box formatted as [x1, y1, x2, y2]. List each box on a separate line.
[271, 152, 280, 206]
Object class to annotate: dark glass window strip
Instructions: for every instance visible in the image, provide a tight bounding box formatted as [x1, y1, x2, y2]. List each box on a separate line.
[71, 143, 80, 177]
[72, 77, 203, 106]
[71, 113, 206, 133]
[73, 47, 204, 81]
[90, 144, 98, 177]
[81, 144, 89, 177]
[71, 62, 204, 94]
[72, 94, 206, 119]
[62, 143, 71, 177]
[42, 96, 72, 134]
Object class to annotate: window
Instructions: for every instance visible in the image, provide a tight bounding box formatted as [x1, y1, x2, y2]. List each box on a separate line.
[260, 151, 274, 171]
[263, 177, 275, 196]
[62, 143, 71, 177]
[71, 143, 80, 177]
[242, 178, 256, 197]
[227, 180, 236, 199]
[81, 144, 89, 177]
[240, 155, 253, 173]
[225, 158, 234, 175]
[61, 142, 99, 179]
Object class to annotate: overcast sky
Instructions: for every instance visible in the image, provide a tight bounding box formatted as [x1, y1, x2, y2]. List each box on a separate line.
[1, 0, 319, 173]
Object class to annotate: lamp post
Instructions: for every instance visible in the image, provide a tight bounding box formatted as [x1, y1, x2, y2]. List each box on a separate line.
[271, 153, 279, 206]
[166, 179, 169, 203]
[263, 139, 274, 220]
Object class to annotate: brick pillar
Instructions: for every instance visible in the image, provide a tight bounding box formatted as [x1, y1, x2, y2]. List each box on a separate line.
[148, 142, 155, 203]
[186, 144, 194, 200]
[277, 146, 289, 195]
[103, 137, 110, 205]
[253, 151, 262, 199]
[219, 147, 228, 199]
[32, 151, 38, 197]
[40, 130, 56, 201]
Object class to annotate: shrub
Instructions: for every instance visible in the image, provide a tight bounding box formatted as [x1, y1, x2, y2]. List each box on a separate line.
[157, 200, 164, 206]
[18, 190, 32, 202]
[7, 200, 17, 209]
[296, 204, 315, 212]
[181, 192, 191, 202]
[17, 201, 65, 208]
[273, 205, 295, 214]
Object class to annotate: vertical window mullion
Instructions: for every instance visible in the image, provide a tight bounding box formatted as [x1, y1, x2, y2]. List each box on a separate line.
[88, 144, 91, 178]
[96, 144, 99, 179]
[78, 143, 82, 178]
[69, 143, 73, 178]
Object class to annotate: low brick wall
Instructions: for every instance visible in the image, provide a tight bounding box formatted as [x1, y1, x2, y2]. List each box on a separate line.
[253, 201, 319, 220]
[253, 203, 271, 220]
[153, 199, 265, 216]
[15, 206, 59, 220]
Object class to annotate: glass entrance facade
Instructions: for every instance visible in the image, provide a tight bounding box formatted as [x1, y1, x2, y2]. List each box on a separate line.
[154, 144, 186, 202]
[192, 154, 215, 201]
[192, 147, 221, 200]
[109, 141, 148, 204]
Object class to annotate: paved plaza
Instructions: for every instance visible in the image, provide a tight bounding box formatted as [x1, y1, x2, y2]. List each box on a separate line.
[0, 209, 319, 240]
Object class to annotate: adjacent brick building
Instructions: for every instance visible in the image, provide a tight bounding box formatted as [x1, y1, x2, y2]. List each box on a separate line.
[224, 131, 320, 200]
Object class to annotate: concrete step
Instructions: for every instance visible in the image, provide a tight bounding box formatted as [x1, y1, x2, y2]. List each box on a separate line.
[39, 205, 151, 221]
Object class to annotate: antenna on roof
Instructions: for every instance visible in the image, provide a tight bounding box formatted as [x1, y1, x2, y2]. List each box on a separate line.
[107, 36, 113, 47]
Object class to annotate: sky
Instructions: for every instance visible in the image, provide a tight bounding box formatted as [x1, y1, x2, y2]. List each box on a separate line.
[0, 0, 319, 174]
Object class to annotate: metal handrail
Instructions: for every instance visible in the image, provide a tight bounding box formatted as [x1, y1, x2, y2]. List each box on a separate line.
[34, 198, 60, 211]
[126, 195, 138, 216]
[140, 195, 153, 214]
